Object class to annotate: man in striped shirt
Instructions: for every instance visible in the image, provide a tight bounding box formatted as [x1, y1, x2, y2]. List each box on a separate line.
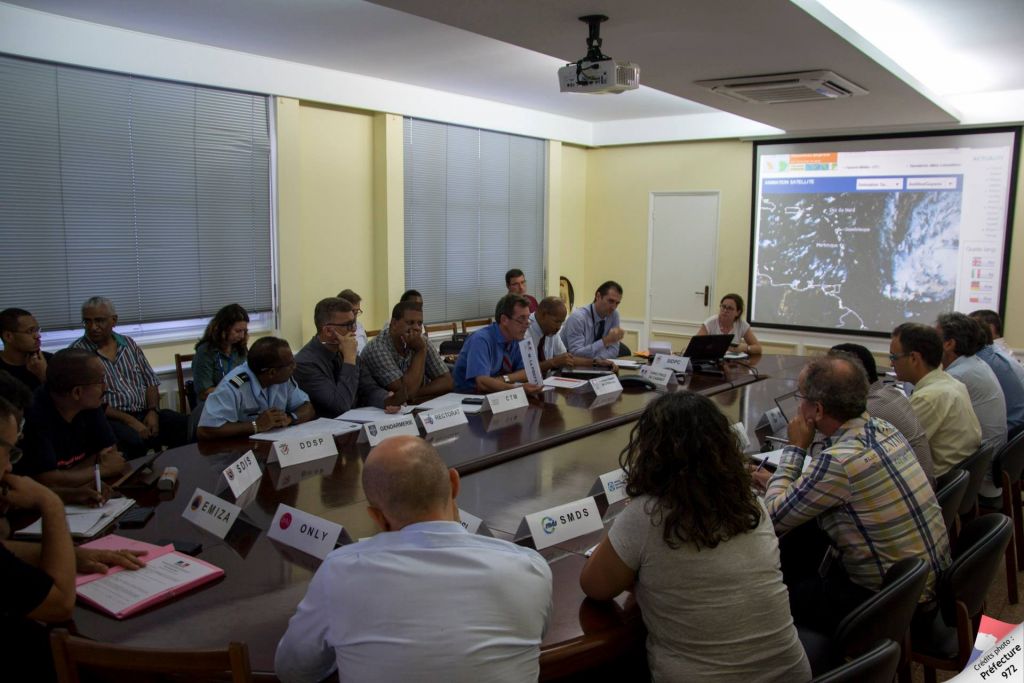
[70, 297, 188, 458]
[757, 354, 950, 633]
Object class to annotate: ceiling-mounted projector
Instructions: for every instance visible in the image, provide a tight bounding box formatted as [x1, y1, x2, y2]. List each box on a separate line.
[558, 15, 639, 94]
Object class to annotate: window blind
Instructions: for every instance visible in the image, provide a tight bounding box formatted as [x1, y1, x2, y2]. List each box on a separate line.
[404, 118, 545, 323]
[0, 55, 273, 330]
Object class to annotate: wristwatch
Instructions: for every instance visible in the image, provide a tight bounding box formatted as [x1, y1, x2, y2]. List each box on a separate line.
[251, 420, 259, 435]
[502, 374, 511, 384]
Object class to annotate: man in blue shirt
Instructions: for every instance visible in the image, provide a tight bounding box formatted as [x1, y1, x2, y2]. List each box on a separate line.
[453, 295, 542, 394]
[560, 281, 625, 360]
[197, 337, 315, 440]
[972, 318, 1024, 440]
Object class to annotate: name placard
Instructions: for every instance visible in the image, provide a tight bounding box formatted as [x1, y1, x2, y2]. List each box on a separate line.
[758, 407, 788, 434]
[267, 504, 343, 560]
[518, 496, 604, 550]
[519, 338, 544, 385]
[361, 415, 420, 447]
[652, 353, 690, 374]
[588, 392, 622, 409]
[457, 508, 492, 537]
[418, 405, 468, 434]
[223, 450, 262, 498]
[640, 365, 675, 388]
[269, 433, 337, 467]
[182, 488, 241, 539]
[593, 468, 628, 504]
[731, 421, 752, 450]
[487, 386, 529, 414]
[590, 374, 623, 396]
[273, 455, 338, 490]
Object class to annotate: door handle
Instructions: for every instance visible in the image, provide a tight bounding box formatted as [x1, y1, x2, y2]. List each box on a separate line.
[703, 286, 709, 307]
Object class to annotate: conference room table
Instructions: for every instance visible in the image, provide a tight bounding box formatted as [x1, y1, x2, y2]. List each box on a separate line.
[68, 354, 808, 680]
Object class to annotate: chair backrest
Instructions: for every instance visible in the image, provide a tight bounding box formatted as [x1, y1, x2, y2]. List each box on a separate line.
[811, 640, 901, 683]
[938, 514, 1013, 626]
[424, 321, 457, 338]
[834, 557, 928, 658]
[934, 469, 970, 533]
[50, 629, 253, 683]
[173, 353, 195, 414]
[992, 430, 1024, 487]
[366, 328, 381, 339]
[954, 444, 994, 516]
[617, 340, 633, 357]
[461, 317, 492, 334]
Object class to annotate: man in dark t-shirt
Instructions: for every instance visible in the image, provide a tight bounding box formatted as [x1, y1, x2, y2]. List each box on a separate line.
[18, 349, 126, 488]
[0, 308, 51, 392]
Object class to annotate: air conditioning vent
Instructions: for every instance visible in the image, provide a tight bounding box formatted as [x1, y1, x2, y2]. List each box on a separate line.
[696, 70, 868, 104]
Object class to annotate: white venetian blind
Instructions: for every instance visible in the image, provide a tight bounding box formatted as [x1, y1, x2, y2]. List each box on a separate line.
[404, 118, 545, 323]
[0, 55, 273, 330]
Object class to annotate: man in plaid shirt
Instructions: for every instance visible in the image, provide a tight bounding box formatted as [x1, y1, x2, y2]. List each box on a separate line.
[754, 354, 950, 632]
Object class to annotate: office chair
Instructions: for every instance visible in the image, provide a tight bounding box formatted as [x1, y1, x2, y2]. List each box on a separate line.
[811, 639, 901, 683]
[978, 430, 1024, 603]
[934, 469, 969, 535]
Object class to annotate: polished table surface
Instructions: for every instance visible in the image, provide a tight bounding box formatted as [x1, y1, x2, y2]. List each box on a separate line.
[68, 355, 806, 679]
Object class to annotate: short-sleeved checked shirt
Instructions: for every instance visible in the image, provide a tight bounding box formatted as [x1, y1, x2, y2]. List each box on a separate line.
[71, 333, 159, 412]
[764, 414, 951, 600]
[360, 330, 449, 390]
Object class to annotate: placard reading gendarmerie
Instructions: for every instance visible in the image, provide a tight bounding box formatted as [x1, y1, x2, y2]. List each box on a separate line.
[519, 496, 603, 550]
[361, 415, 420, 447]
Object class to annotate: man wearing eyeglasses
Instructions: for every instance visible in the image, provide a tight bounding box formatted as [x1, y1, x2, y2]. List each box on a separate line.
[754, 354, 950, 634]
[198, 337, 315, 440]
[294, 297, 398, 418]
[453, 294, 543, 394]
[890, 322, 981, 476]
[0, 307, 52, 392]
[18, 349, 127, 489]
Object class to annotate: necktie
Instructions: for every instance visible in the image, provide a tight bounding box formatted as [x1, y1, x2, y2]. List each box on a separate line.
[594, 319, 605, 342]
[538, 339, 547, 362]
[502, 344, 514, 373]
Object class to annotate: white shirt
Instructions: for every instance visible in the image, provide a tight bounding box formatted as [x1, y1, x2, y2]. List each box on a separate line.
[527, 312, 567, 365]
[355, 322, 368, 354]
[275, 520, 552, 683]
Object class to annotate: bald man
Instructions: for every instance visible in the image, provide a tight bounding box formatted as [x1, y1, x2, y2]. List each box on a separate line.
[276, 436, 552, 683]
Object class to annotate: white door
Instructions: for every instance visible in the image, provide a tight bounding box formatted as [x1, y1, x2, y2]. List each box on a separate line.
[647, 192, 719, 338]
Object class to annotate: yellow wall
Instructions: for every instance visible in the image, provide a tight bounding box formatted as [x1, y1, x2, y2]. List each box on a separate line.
[557, 144, 589, 309]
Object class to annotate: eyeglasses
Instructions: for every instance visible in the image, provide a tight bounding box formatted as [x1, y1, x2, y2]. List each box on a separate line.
[325, 321, 358, 331]
[888, 352, 910, 363]
[794, 392, 818, 404]
[351, 308, 362, 316]
[510, 316, 531, 326]
[0, 436, 22, 465]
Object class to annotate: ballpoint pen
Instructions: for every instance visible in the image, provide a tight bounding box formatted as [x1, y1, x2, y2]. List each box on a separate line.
[94, 463, 102, 493]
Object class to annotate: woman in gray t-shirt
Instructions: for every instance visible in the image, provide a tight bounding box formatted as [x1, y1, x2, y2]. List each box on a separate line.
[580, 392, 810, 682]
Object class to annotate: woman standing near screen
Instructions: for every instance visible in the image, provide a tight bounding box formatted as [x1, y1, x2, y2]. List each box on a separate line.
[580, 393, 809, 682]
[697, 293, 762, 354]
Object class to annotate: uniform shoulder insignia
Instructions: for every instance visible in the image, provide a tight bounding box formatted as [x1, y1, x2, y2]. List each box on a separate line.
[229, 372, 250, 388]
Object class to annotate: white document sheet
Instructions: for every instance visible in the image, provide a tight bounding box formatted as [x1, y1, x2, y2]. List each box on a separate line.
[76, 552, 220, 616]
[335, 406, 416, 423]
[251, 417, 361, 442]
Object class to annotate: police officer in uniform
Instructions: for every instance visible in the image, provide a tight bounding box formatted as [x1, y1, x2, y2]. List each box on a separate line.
[197, 336, 315, 440]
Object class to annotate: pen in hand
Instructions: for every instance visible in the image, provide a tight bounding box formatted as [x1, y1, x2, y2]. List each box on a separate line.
[94, 463, 102, 494]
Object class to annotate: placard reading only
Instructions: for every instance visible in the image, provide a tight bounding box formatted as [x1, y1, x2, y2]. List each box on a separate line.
[182, 488, 241, 539]
[520, 496, 604, 550]
[269, 433, 337, 467]
[487, 387, 529, 414]
[223, 450, 262, 498]
[361, 415, 420, 447]
[267, 504, 343, 560]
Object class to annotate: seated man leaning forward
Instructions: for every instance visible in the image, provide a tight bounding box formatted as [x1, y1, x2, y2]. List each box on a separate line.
[294, 297, 397, 417]
[18, 349, 127, 490]
[70, 297, 188, 458]
[452, 294, 543, 394]
[197, 337, 315, 440]
[275, 435, 552, 683]
[361, 301, 453, 402]
[560, 280, 625, 360]
[754, 354, 950, 634]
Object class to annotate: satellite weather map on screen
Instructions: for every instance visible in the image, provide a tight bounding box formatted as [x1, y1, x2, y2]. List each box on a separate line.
[750, 130, 1018, 336]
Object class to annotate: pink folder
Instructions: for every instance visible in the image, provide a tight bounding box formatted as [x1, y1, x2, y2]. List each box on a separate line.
[75, 534, 224, 619]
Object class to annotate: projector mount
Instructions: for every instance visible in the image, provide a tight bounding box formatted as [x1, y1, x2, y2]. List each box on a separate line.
[574, 14, 611, 85]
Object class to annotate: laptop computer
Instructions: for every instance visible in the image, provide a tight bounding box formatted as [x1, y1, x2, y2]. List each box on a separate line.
[680, 334, 733, 361]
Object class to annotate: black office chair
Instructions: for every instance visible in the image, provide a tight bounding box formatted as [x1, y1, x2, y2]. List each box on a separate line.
[979, 430, 1024, 603]
[910, 514, 1013, 683]
[934, 469, 969, 535]
[811, 640, 901, 683]
[937, 444, 993, 542]
[798, 557, 927, 677]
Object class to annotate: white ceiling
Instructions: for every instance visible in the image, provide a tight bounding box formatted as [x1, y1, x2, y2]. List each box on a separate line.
[2, 0, 1021, 141]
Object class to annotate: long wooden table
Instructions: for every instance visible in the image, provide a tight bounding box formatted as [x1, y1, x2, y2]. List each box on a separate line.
[69, 356, 806, 679]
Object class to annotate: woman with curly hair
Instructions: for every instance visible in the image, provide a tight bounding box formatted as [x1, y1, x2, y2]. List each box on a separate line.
[580, 392, 809, 682]
[192, 304, 250, 400]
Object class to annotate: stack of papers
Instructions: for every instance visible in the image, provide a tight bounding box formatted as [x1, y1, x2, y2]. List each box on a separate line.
[415, 393, 486, 414]
[336, 406, 416, 422]
[251, 417, 361, 442]
[15, 497, 136, 539]
[609, 358, 643, 369]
